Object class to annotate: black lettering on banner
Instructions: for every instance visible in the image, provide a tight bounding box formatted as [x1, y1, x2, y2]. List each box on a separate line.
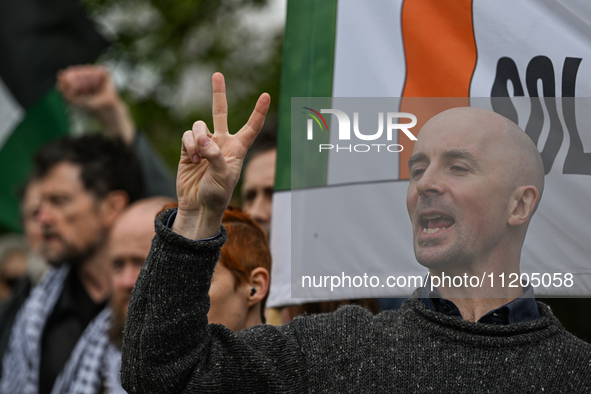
[562, 57, 591, 175]
[491, 56, 590, 175]
[491, 57, 524, 124]
[525, 56, 563, 175]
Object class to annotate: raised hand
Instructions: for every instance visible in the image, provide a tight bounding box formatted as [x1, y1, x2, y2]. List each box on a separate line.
[172, 72, 270, 240]
[57, 65, 124, 112]
[57, 65, 135, 143]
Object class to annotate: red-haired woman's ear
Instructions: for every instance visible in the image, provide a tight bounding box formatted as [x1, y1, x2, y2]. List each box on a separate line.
[247, 267, 269, 307]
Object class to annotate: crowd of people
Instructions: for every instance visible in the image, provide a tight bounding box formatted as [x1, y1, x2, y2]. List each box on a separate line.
[0, 65, 589, 393]
[0, 66, 284, 393]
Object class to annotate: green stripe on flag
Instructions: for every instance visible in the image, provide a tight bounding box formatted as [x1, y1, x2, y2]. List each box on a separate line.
[0, 89, 69, 232]
[276, 0, 338, 191]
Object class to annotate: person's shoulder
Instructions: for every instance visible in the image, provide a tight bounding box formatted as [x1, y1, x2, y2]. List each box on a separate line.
[558, 330, 591, 353]
[278, 304, 404, 339]
[547, 322, 591, 357]
[19, 265, 68, 308]
[543, 330, 591, 390]
[534, 302, 591, 367]
[232, 305, 404, 347]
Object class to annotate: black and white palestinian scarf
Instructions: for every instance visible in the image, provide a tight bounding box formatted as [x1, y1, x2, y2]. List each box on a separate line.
[0, 265, 112, 394]
[100, 337, 127, 394]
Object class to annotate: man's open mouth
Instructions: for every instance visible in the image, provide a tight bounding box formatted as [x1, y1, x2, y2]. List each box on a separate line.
[43, 233, 59, 242]
[420, 214, 455, 234]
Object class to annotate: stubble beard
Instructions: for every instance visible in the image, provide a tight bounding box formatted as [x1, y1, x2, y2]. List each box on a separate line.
[414, 235, 469, 271]
[41, 227, 108, 268]
[108, 292, 129, 349]
[412, 198, 469, 271]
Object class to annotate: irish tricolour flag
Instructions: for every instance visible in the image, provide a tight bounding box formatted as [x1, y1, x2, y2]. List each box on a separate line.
[268, 0, 591, 307]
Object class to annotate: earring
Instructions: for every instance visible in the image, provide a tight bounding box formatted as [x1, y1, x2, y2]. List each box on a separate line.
[250, 287, 256, 296]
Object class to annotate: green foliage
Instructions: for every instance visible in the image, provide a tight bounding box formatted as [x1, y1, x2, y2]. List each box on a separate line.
[80, 0, 282, 171]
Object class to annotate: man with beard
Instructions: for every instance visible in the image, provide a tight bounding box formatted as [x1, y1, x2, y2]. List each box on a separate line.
[98, 200, 271, 392]
[1, 134, 144, 394]
[121, 74, 591, 393]
[99, 197, 172, 393]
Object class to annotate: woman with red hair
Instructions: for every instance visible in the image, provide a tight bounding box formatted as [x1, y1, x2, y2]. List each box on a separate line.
[160, 203, 271, 332]
[209, 206, 271, 331]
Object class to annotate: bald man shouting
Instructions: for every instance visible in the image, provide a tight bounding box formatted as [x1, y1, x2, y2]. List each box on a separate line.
[121, 75, 591, 393]
[408, 107, 546, 323]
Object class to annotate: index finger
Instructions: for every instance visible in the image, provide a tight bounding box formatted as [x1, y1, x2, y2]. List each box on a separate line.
[236, 92, 271, 149]
[212, 72, 228, 135]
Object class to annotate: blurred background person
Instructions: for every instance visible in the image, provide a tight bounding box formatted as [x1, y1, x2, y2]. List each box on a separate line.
[212, 206, 271, 330]
[0, 134, 144, 394]
[240, 126, 382, 325]
[20, 180, 51, 281]
[21, 180, 46, 257]
[162, 204, 272, 330]
[0, 182, 49, 375]
[0, 64, 180, 383]
[241, 126, 277, 238]
[0, 230, 45, 332]
[101, 197, 173, 394]
[97, 203, 270, 392]
[0, 235, 28, 303]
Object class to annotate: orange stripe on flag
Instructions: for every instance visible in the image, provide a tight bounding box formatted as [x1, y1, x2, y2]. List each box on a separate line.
[399, 0, 477, 179]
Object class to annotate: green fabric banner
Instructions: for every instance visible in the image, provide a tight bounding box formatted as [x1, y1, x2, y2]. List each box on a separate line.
[276, 0, 338, 191]
[0, 89, 69, 232]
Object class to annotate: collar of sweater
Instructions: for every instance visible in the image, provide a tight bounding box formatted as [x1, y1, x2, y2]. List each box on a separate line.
[398, 289, 564, 347]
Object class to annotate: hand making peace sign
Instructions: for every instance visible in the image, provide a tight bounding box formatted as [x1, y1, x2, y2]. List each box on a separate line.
[172, 73, 270, 240]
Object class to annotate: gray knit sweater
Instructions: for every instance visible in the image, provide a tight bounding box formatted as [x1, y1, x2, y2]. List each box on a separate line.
[121, 210, 591, 393]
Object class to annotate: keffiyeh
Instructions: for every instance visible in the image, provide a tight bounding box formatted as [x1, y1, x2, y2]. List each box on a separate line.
[1, 265, 111, 394]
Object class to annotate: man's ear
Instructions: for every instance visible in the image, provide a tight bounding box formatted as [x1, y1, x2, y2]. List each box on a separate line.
[508, 185, 539, 227]
[247, 267, 269, 308]
[99, 190, 129, 226]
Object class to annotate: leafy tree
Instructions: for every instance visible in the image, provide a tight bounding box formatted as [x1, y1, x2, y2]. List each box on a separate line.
[80, 0, 283, 170]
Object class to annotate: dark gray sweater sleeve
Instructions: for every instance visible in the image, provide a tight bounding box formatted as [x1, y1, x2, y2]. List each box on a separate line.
[120, 210, 307, 394]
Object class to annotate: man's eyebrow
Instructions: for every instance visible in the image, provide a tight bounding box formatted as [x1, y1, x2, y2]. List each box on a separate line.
[408, 149, 480, 170]
[408, 153, 427, 170]
[444, 149, 477, 163]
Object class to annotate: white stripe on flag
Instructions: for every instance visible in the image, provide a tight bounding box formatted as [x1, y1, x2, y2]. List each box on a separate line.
[268, 189, 338, 307]
[0, 78, 24, 151]
[268, 190, 295, 307]
[332, 0, 406, 97]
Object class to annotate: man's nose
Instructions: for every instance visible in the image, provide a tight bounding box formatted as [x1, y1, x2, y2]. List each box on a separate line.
[248, 194, 271, 223]
[415, 167, 444, 197]
[121, 266, 141, 290]
[37, 203, 55, 225]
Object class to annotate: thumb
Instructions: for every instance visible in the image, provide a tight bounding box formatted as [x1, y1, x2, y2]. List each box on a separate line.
[197, 135, 227, 175]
